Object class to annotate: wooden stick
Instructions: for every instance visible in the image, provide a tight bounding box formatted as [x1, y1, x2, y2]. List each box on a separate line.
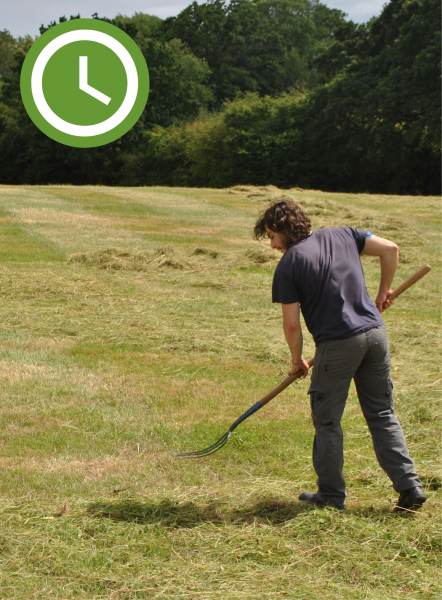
[388, 264, 431, 301]
[259, 357, 315, 407]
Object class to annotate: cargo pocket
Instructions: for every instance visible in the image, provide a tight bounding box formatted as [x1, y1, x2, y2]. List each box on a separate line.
[387, 379, 395, 412]
[377, 379, 395, 418]
[308, 386, 332, 426]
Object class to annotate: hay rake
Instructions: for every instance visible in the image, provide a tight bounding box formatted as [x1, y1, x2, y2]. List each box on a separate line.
[174, 366, 311, 458]
[174, 265, 431, 459]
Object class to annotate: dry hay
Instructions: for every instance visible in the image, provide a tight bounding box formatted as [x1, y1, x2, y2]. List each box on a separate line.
[68, 245, 189, 271]
[228, 186, 344, 221]
[228, 185, 285, 202]
[192, 247, 219, 259]
[69, 243, 278, 274]
[245, 247, 279, 264]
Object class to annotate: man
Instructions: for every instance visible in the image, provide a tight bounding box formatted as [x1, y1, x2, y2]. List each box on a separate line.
[254, 199, 426, 512]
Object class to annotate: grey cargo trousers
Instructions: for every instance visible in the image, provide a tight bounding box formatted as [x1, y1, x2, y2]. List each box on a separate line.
[308, 324, 421, 503]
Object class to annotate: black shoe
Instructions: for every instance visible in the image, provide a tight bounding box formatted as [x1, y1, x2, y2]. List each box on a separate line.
[394, 487, 427, 512]
[299, 491, 346, 510]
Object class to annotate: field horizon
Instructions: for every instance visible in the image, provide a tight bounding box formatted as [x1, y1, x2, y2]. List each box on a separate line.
[0, 184, 440, 599]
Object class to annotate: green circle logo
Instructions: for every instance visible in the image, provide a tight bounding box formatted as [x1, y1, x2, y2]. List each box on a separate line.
[20, 19, 149, 148]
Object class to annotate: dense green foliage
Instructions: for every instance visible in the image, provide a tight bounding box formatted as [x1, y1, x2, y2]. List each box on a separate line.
[0, 30, 33, 80]
[302, 0, 441, 194]
[162, 0, 346, 106]
[0, 0, 440, 193]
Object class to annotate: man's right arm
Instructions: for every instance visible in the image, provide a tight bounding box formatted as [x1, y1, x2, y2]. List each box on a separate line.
[361, 234, 399, 313]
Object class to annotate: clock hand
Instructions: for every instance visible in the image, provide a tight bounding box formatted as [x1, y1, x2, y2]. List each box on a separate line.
[79, 56, 111, 105]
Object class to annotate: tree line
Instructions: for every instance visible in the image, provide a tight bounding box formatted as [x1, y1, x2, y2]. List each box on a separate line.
[0, 0, 440, 194]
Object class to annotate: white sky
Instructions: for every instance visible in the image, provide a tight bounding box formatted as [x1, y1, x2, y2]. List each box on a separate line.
[2, 1, 388, 38]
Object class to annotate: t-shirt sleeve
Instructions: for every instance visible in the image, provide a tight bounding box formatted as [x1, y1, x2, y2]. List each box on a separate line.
[344, 227, 370, 254]
[272, 267, 300, 304]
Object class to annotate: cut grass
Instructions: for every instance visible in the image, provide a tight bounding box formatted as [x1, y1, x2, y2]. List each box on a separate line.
[0, 184, 440, 599]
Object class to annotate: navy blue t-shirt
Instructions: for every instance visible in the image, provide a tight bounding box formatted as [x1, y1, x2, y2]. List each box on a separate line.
[272, 227, 383, 345]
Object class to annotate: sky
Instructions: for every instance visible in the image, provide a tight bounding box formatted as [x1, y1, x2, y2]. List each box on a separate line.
[3, 0, 388, 39]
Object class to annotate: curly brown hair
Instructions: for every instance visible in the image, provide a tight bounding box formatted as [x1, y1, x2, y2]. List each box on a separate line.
[253, 199, 311, 241]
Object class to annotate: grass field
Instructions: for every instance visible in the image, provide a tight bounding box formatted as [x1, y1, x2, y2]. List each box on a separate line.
[0, 184, 440, 599]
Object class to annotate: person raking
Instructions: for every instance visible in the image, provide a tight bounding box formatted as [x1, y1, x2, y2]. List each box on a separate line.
[253, 199, 426, 512]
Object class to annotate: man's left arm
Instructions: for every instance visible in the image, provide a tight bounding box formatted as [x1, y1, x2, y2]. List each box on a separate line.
[281, 303, 310, 377]
[361, 234, 399, 312]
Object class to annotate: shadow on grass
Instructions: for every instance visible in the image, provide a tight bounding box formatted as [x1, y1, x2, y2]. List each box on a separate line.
[87, 499, 225, 528]
[87, 497, 398, 528]
[228, 499, 396, 523]
[232, 499, 308, 524]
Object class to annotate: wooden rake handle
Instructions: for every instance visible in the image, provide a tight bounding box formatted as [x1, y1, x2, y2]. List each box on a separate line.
[258, 357, 315, 407]
[259, 265, 431, 407]
[388, 264, 431, 301]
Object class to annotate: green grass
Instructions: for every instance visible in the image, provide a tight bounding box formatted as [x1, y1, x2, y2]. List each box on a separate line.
[0, 184, 440, 599]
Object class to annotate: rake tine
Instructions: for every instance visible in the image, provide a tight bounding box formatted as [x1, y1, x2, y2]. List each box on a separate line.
[191, 435, 231, 457]
[174, 431, 230, 458]
[173, 436, 228, 458]
[175, 431, 229, 456]
[175, 434, 231, 459]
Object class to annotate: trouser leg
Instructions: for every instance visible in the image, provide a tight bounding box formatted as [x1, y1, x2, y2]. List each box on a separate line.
[311, 392, 349, 501]
[354, 325, 422, 492]
[309, 336, 363, 502]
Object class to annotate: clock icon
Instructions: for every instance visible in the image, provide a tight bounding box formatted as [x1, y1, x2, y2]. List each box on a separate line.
[20, 19, 149, 148]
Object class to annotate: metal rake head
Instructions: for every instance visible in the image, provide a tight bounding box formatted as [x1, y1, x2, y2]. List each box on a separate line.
[174, 430, 232, 458]
[173, 401, 264, 458]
